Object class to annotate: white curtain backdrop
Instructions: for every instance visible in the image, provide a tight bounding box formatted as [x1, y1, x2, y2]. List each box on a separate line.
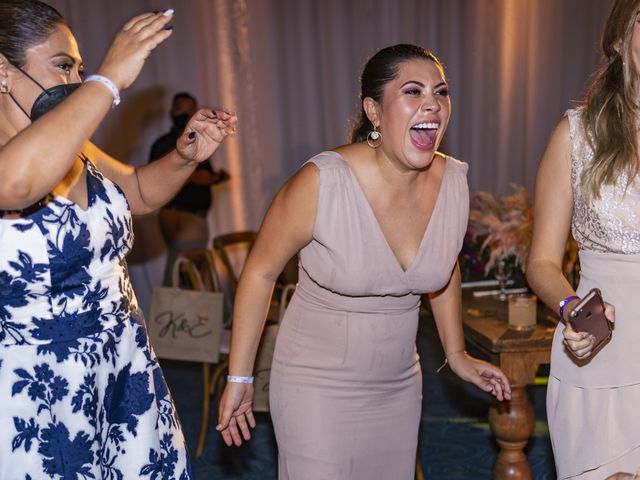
[46, 0, 613, 314]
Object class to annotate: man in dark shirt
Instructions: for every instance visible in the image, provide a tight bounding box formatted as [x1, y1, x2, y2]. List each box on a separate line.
[149, 92, 229, 285]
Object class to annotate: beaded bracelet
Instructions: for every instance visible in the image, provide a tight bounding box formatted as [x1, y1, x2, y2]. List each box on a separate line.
[559, 295, 580, 321]
[227, 375, 254, 384]
[85, 74, 120, 107]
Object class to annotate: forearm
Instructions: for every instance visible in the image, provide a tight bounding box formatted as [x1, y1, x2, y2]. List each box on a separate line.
[0, 82, 112, 209]
[429, 264, 466, 356]
[133, 150, 198, 212]
[227, 271, 276, 376]
[526, 258, 576, 321]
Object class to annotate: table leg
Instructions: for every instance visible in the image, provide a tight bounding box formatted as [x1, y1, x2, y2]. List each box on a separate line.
[488, 386, 535, 479]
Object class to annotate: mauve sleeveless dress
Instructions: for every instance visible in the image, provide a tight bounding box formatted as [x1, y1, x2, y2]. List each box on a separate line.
[269, 151, 469, 480]
[547, 109, 640, 479]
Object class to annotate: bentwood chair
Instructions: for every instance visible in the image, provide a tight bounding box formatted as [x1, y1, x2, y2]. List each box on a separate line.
[172, 249, 231, 459]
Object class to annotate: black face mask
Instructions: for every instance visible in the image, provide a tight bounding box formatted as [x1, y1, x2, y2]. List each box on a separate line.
[171, 113, 190, 130]
[7, 62, 80, 121]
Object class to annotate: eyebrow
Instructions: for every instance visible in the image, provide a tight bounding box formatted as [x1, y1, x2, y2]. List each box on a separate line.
[400, 80, 448, 89]
[51, 52, 82, 63]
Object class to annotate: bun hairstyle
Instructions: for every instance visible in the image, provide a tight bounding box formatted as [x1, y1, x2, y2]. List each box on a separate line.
[0, 0, 66, 67]
[350, 44, 444, 143]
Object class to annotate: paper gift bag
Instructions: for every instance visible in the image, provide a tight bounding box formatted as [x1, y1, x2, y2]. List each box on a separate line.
[148, 286, 224, 364]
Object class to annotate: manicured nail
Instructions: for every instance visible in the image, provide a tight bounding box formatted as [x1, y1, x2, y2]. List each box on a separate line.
[215, 424, 222, 431]
[188, 131, 195, 139]
[163, 8, 174, 16]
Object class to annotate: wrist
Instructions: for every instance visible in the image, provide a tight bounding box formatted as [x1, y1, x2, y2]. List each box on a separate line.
[85, 74, 120, 107]
[227, 375, 254, 384]
[559, 295, 580, 322]
[437, 348, 467, 373]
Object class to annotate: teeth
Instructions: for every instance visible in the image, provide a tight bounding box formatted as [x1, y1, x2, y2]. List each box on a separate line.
[412, 122, 439, 130]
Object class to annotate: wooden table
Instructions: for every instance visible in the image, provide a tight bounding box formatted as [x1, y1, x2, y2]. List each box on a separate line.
[462, 292, 557, 479]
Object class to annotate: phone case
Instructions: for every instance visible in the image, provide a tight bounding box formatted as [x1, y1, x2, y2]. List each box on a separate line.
[568, 288, 612, 351]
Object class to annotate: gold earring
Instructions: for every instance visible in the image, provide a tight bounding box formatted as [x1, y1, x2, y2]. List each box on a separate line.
[0, 78, 8, 94]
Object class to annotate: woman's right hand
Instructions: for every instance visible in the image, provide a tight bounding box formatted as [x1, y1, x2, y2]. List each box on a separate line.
[97, 10, 174, 91]
[562, 301, 615, 360]
[216, 382, 257, 447]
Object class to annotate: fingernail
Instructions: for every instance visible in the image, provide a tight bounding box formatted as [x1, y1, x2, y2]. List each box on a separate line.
[188, 131, 196, 139]
[215, 424, 222, 431]
[163, 8, 174, 16]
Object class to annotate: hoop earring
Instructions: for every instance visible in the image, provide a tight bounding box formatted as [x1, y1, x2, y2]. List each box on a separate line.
[366, 125, 382, 148]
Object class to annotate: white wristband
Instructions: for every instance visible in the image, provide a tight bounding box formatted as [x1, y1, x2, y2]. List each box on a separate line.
[227, 375, 254, 384]
[85, 74, 120, 107]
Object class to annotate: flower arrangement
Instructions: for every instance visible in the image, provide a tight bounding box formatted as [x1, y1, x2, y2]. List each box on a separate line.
[467, 184, 533, 276]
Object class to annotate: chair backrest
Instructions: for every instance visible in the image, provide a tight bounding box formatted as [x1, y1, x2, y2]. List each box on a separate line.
[174, 248, 221, 292]
[212, 230, 257, 299]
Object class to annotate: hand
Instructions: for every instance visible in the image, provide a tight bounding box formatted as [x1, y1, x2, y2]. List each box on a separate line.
[448, 352, 512, 401]
[562, 301, 615, 360]
[97, 10, 174, 91]
[216, 381, 256, 447]
[176, 109, 238, 165]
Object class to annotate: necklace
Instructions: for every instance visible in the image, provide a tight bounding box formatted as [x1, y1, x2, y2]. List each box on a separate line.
[0, 193, 54, 218]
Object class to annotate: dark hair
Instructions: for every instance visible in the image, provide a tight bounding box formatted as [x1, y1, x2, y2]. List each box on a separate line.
[0, 0, 66, 67]
[350, 44, 445, 143]
[172, 92, 197, 106]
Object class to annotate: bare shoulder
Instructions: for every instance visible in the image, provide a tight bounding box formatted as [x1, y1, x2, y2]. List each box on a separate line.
[538, 116, 571, 173]
[278, 161, 319, 200]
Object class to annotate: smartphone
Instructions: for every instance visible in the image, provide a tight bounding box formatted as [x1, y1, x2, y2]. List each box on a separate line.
[568, 288, 612, 352]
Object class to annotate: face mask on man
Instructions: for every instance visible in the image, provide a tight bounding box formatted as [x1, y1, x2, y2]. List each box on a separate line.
[6, 61, 80, 121]
[171, 112, 190, 130]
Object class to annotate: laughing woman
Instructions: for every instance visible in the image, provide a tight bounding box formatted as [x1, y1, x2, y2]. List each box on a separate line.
[0, 1, 236, 478]
[217, 44, 511, 479]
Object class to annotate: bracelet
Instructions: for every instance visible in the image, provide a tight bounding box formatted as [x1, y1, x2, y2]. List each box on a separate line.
[85, 74, 120, 107]
[436, 349, 467, 373]
[227, 375, 254, 384]
[559, 295, 580, 321]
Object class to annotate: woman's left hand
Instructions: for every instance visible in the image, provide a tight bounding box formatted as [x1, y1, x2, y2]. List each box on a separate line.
[448, 352, 512, 401]
[176, 108, 238, 165]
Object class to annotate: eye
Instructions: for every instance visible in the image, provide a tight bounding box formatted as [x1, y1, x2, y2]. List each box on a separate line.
[435, 88, 449, 97]
[57, 62, 73, 75]
[403, 88, 421, 96]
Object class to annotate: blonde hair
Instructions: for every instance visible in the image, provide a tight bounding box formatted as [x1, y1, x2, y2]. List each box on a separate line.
[581, 0, 640, 201]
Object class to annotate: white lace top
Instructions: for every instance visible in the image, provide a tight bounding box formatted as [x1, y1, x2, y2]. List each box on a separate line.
[568, 108, 640, 253]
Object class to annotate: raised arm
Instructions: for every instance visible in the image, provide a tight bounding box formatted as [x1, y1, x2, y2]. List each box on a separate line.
[0, 11, 173, 210]
[217, 162, 319, 447]
[90, 108, 237, 215]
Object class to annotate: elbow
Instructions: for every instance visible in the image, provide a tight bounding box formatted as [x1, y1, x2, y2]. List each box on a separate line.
[0, 179, 35, 210]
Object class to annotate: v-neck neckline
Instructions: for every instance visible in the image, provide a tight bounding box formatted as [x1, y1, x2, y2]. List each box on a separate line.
[53, 153, 93, 213]
[330, 151, 448, 274]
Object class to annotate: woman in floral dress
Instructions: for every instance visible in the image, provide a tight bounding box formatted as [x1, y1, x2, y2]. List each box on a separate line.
[0, 1, 236, 478]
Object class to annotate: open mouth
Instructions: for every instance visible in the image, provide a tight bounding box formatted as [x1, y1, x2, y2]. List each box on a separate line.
[409, 122, 439, 150]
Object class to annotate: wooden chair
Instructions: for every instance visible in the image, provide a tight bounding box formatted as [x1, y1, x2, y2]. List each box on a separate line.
[172, 249, 230, 459]
[212, 230, 257, 301]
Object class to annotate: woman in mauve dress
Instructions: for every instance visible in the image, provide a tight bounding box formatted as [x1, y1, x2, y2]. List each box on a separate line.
[217, 44, 511, 480]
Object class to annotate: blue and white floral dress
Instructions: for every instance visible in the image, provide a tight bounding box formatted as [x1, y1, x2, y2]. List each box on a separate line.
[0, 156, 193, 479]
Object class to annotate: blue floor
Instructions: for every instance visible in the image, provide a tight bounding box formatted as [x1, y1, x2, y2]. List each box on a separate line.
[162, 314, 556, 479]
